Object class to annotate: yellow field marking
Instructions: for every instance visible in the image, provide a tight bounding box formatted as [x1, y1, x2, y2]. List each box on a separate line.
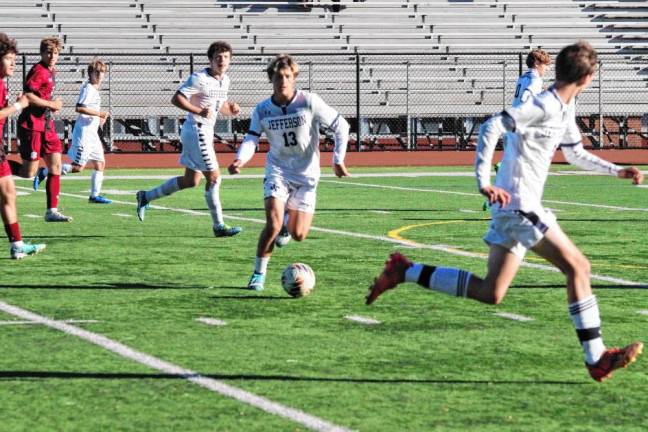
[388, 221, 648, 271]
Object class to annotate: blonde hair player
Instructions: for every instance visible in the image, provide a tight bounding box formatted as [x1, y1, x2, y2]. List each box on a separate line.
[228, 54, 350, 291]
[366, 42, 644, 382]
[0, 33, 46, 258]
[136, 41, 242, 237]
[34, 58, 112, 204]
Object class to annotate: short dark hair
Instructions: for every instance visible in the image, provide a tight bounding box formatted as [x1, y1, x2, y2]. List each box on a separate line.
[0, 32, 18, 58]
[40, 36, 63, 53]
[555, 41, 597, 84]
[207, 41, 232, 59]
[526, 49, 551, 69]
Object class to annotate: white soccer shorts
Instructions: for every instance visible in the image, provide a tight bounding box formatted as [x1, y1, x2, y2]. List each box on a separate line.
[68, 130, 104, 166]
[483, 207, 557, 258]
[263, 172, 317, 214]
[178, 121, 219, 172]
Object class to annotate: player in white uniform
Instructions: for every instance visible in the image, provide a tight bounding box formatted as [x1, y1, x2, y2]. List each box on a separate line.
[34, 58, 112, 204]
[366, 42, 644, 382]
[228, 54, 350, 291]
[136, 41, 242, 237]
[484, 49, 552, 210]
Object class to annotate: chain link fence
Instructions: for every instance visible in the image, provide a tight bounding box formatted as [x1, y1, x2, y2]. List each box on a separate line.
[3, 52, 647, 153]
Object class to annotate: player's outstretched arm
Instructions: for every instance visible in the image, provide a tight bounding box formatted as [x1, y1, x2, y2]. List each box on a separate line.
[475, 114, 509, 192]
[25, 93, 61, 111]
[617, 167, 644, 185]
[228, 133, 258, 175]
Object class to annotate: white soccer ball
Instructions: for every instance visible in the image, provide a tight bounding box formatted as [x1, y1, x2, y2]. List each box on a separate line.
[281, 263, 316, 298]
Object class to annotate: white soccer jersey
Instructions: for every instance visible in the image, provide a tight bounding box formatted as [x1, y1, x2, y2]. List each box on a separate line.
[511, 68, 543, 107]
[74, 82, 101, 131]
[242, 90, 346, 184]
[177, 68, 229, 130]
[476, 87, 621, 213]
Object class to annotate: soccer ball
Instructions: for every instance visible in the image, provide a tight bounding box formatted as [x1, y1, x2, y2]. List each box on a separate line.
[281, 263, 316, 298]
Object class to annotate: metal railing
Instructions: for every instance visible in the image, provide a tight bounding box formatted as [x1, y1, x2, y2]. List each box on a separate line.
[3, 51, 647, 152]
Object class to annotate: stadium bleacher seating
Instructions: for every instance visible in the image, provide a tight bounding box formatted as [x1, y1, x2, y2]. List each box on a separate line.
[1, 0, 646, 149]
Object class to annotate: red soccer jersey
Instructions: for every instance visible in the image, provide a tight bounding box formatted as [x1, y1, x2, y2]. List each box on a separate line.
[18, 62, 56, 132]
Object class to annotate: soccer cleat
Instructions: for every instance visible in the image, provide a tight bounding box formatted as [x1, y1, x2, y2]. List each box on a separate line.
[44, 210, 73, 222]
[135, 191, 149, 222]
[88, 195, 112, 204]
[586, 342, 643, 382]
[10, 242, 46, 259]
[32, 167, 47, 191]
[274, 225, 291, 247]
[213, 223, 242, 237]
[366, 252, 413, 305]
[247, 271, 265, 291]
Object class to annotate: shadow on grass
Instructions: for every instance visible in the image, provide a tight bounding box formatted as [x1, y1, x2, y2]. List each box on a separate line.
[513, 284, 648, 289]
[0, 283, 209, 290]
[0, 370, 587, 385]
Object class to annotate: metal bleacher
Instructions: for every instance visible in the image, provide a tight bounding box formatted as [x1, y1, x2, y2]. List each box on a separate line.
[1, 0, 647, 150]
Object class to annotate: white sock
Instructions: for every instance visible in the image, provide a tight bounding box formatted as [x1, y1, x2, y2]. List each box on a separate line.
[419, 266, 471, 298]
[205, 178, 224, 227]
[11, 240, 24, 248]
[255, 257, 270, 274]
[145, 177, 180, 202]
[405, 263, 423, 283]
[90, 170, 103, 198]
[41, 167, 49, 177]
[61, 163, 72, 175]
[47, 207, 57, 213]
[569, 295, 606, 365]
[283, 212, 289, 229]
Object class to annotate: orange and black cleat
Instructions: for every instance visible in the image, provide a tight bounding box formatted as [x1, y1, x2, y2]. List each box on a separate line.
[586, 342, 643, 382]
[366, 252, 413, 305]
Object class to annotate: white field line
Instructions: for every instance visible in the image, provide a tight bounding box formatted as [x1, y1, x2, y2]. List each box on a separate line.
[369, 210, 391, 214]
[16, 186, 646, 287]
[637, 310, 648, 316]
[196, 317, 227, 326]
[15, 191, 30, 196]
[344, 315, 381, 325]
[494, 312, 534, 322]
[24, 214, 40, 218]
[0, 319, 99, 326]
[112, 213, 133, 218]
[0, 301, 353, 432]
[321, 180, 648, 213]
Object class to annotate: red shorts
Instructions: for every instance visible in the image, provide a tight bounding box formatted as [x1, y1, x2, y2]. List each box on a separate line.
[0, 160, 11, 178]
[18, 127, 62, 161]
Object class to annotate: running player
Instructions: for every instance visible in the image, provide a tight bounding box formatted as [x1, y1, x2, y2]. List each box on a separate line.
[10, 36, 71, 222]
[228, 54, 350, 291]
[484, 49, 552, 210]
[135, 41, 242, 237]
[0, 33, 46, 258]
[34, 58, 112, 204]
[366, 42, 643, 382]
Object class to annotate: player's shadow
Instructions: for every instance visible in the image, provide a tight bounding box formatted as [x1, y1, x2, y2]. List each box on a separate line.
[0, 371, 587, 385]
[514, 284, 648, 289]
[0, 283, 209, 290]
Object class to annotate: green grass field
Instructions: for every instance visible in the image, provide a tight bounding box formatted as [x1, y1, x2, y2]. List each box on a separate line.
[1, 165, 647, 431]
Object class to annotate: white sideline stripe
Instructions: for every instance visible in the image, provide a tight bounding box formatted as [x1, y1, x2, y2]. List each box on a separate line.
[344, 315, 381, 325]
[0, 301, 353, 432]
[494, 312, 534, 322]
[459, 209, 480, 213]
[0, 319, 99, 326]
[112, 213, 133, 218]
[637, 310, 648, 316]
[196, 317, 227, 326]
[369, 210, 391, 214]
[24, 214, 40, 218]
[16, 191, 30, 196]
[16, 187, 646, 287]
[321, 180, 648, 213]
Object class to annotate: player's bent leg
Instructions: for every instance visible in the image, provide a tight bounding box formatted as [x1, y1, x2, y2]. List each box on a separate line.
[467, 244, 521, 304]
[287, 209, 313, 242]
[204, 171, 241, 237]
[247, 198, 285, 291]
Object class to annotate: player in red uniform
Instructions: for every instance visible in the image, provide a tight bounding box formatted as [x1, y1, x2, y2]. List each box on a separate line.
[10, 36, 71, 222]
[0, 33, 46, 258]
